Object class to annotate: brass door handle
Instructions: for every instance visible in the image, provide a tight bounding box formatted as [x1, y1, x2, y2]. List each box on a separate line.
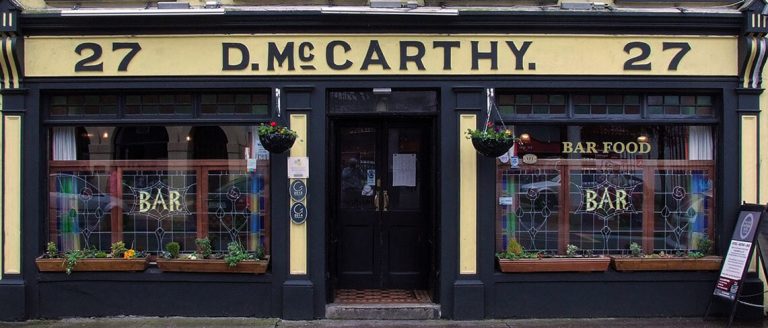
[374, 191, 380, 211]
[383, 190, 389, 212]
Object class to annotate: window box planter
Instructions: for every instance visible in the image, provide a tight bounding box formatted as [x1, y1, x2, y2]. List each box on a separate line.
[497, 256, 611, 273]
[35, 256, 149, 273]
[610, 256, 722, 271]
[156, 256, 270, 274]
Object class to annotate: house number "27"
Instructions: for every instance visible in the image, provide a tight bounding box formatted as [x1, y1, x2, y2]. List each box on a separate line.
[74, 42, 142, 72]
[623, 41, 691, 71]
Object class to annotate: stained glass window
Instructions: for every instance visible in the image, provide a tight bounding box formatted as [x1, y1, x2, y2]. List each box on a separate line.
[496, 124, 715, 256]
[48, 125, 271, 255]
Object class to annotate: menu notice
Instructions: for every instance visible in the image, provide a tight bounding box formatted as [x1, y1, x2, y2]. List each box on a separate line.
[713, 208, 764, 301]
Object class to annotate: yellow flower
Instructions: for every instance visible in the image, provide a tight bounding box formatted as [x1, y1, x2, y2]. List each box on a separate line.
[504, 130, 512, 135]
[123, 249, 136, 259]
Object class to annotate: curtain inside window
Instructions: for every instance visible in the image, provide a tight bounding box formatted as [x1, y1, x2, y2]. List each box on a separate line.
[688, 126, 713, 160]
[52, 127, 77, 160]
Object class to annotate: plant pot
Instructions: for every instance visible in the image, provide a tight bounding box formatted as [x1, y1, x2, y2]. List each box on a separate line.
[259, 133, 296, 154]
[156, 256, 270, 274]
[471, 136, 515, 158]
[497, 256, 611, 273]
[35, 256, 149, 273]
[610, 256, 722, 271]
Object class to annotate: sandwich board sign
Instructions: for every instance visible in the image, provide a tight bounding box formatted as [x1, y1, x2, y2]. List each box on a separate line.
[705, 203, 767, 327]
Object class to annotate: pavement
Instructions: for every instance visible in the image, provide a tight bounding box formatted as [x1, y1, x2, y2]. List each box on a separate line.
[0, 317, 768, 328]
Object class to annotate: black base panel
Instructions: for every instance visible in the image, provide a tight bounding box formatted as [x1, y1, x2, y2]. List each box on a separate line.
[0, 282, 26, 321]
[492, 279, 717, 318]
[453, 280, 484, 320]
[283, 279, 315, 320]
[38, 281, 271, 318]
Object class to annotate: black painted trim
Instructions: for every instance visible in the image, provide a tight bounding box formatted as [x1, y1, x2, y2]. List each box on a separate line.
[20, 10, 742, 36]
[14, 75, 742, 320]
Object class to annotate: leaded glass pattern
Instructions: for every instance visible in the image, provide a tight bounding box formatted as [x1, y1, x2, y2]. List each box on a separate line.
[125, 94, 193, 115]
[201, 93, 269, 116]
[207, 170, 268, 252]
[573, 94, 641, 116]
[497, 168, 561, 253]
[569, 169, 643, 253]
[497, 93, 566, 116]
[50, 172, 114, 251]
[653, 169, 713, 252]
[647, 95, 713, 116]
[49, 95, 118, 116]
[122, 170, 197, 253]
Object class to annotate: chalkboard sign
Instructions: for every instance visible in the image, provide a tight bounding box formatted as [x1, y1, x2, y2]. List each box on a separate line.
[705, 203, 767, 327]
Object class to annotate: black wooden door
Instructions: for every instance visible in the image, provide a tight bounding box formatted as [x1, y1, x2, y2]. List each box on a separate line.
[335, 119, 431, 289]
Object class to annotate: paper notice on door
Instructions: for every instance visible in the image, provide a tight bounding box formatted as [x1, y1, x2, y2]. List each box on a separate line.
[392, 153, 416, 187]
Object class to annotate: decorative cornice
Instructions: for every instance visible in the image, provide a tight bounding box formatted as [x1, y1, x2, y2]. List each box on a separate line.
[0, 31, 21, 89]
[740, 0, 768, 90]
[740, 32, 767, 89]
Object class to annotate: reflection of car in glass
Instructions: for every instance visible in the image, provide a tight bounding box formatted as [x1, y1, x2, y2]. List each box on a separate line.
[520, 175, 561, 194]
[49, 192, 120, 213]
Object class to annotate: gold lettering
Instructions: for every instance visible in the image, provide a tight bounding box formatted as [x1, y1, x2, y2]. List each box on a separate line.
[574, 143, 585, 153]
[562, 142, 573, 153]
[139, 191, 151, 212]
[602, 142, 612, 153]
[625, 142, 638, 153]
[586, 142, 597, 154]
[169, 191, 181, 212]
[586, 189, 598, 211]
[639, 142, 651, 153]
[598, 187, 614, 209]
[615, 190, 628, 210]
[612, 142, 625, 153]
[151, 188, 168, 211]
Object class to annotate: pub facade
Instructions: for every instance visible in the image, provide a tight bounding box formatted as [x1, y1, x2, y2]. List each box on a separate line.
[0, 0, 767, 321]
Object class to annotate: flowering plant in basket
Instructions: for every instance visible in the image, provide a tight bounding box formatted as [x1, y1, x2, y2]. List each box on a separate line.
[257, 121, 298, 153]
[466, 122, 518, 158]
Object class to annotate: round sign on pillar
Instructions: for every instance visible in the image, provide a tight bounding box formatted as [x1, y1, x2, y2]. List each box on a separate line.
[290, 180, 307, 202]
[290, 202, 308, 224]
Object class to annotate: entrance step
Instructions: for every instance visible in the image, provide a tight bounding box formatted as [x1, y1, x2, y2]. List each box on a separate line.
[325, 303, 441, 320]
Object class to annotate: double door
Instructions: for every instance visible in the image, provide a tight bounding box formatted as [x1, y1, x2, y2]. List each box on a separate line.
[333, 119, 432, 289]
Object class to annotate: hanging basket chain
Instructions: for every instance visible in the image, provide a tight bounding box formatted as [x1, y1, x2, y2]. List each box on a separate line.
[485, 88, 508, 132]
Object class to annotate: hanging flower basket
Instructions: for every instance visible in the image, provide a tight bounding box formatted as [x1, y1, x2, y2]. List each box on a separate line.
[258, 121, 298, 154]
[470, 136, 516, 158]
[466, 122, 518, 158]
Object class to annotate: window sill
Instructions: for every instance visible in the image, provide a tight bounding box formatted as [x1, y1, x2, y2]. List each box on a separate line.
[496, 256, 611, 273]
[610, 255, 722, 272]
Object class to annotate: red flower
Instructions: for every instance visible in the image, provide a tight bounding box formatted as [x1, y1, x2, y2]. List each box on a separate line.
[270, 121, 277, 127]
[486, 121, 494, 128]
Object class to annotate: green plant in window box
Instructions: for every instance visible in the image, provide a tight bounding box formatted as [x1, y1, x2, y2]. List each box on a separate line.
[196, 237, 213, 259]
[496, 240, 610, 273]
[610, 240, 722, 272]
[35, 241, 149, 274]
[257, 121, 298, 154]
[165, 242, 181, 259]
[156, 237, 269, 274]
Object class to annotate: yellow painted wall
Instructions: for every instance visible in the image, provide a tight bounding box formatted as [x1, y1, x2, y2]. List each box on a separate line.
[761, 92, 768, 208]
[0, 109, 3, 279]
[742, 115, 758, 204]
[25, 34, 737, 77]
[3, 116, 21, 275]
[459, 114, 477, 274]
[289, 114, 308, 275]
